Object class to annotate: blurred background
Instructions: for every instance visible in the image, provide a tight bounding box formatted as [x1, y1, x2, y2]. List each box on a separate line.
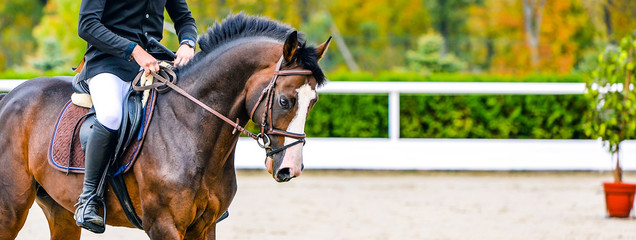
[5, 0, 636, 239]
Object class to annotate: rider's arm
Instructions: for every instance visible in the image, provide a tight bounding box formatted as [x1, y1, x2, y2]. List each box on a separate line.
[78, 0, 137, 61]
[166, 0, 198, 48]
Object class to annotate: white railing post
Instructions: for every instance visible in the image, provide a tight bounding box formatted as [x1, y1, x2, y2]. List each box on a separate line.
[389, 91, 400, 141]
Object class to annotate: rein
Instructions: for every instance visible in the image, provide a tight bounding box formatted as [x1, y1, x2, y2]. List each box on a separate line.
[131, 56, 313, 156]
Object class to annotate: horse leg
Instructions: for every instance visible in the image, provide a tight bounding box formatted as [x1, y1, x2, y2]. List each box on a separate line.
[202, 224, 216, 240]
[182, 220, 215, 240]
[146, 218, 183, 240]
[35, 186, 81, 240]
[205, 226, 215, 240]
[0, 170, 36, 239]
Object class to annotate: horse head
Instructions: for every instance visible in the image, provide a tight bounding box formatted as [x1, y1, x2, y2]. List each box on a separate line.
[246, 31, 331, 182]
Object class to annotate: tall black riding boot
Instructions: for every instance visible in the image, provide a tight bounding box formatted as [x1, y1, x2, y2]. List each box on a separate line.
[74, 120, 118, 233]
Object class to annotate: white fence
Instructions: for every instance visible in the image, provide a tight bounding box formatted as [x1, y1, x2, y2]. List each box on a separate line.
[0, 80, 26, 92]
[3, 79, 633, 171]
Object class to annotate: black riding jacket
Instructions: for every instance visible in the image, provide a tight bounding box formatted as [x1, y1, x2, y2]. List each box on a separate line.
[77, 0, 197, 82]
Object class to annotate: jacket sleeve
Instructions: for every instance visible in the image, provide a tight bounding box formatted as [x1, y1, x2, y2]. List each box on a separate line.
[78, 0, 137, 60]
[166, 0, 198, 47]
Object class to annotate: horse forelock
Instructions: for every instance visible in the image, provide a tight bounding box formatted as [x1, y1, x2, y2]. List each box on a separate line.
[177, 13, 325, 86]
[295, 44, 326, 87]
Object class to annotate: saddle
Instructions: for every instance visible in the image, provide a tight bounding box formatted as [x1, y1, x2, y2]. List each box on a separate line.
[47, 87, 157, 175]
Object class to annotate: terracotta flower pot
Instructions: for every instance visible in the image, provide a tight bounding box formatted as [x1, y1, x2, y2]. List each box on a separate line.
[603, 182, 636, 218]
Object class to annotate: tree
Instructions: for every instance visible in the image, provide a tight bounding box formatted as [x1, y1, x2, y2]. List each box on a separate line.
[29, 0, 83, 72]
[581, 0, 636, 43]
[522, 0, 546, 69]
[606, 0, 636, 43]
[467, 0, 528, 74]
[406, 32, 466, 74]
[327, 0, 431, 71]
[468, 0, 595, 74]
[0, 0, 44, 71]
[32, 38, 68, 72]
[584, 30, 636, 182]
[425, 0, 474, 59]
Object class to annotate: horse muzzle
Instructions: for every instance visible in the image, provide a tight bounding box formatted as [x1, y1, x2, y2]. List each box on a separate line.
[265, 153, 303, 183]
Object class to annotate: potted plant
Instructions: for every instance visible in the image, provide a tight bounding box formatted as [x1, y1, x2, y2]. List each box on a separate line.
[584, 30, 636, 218]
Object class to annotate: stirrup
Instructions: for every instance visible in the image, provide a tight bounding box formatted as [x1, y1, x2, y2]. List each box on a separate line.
[75, 195, 107, 234]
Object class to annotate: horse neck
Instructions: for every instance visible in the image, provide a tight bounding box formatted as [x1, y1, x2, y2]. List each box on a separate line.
[153, 43, 275, 172]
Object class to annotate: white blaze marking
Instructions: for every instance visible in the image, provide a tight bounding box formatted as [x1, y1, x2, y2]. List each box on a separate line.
[280, 83, 315, 174]
[285, 83, 316, 142]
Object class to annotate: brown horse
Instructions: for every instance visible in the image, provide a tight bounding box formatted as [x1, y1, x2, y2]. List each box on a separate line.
[0, 14, 330, 239]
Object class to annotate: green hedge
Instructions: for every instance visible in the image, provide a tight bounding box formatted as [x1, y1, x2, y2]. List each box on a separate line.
[399, 94, 588, 138]
[305, 94, 389, 138]
[302, 72, 589, 139]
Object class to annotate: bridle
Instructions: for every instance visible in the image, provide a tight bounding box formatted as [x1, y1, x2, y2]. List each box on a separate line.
[132, 55, 314, 157]
[248, 56, 312, 156]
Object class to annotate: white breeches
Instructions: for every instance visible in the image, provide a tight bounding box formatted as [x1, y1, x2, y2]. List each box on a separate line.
[88, 73, 131, 130]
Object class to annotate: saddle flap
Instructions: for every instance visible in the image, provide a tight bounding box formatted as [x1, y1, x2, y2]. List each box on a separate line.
[115, 90, 144, 160]
[48, 89, 157, 175]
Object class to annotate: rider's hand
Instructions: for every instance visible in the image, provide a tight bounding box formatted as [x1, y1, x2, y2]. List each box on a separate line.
[132, 45, 159, 76]
[174, 44, 195, 67]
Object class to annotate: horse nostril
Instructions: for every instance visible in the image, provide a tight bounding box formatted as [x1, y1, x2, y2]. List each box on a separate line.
[276, 168, 292, 182]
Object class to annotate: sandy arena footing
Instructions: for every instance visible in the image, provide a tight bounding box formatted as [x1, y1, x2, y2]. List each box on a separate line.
[15, 170, 636, 240]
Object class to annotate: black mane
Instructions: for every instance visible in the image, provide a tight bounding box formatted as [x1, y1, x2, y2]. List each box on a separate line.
[180, 13, 325, 86]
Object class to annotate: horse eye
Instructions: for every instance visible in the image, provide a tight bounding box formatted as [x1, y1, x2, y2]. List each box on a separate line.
[279, 97, 290, 109]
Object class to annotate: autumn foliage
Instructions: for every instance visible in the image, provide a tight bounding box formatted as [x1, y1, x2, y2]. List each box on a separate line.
[0, 0, 634, 74]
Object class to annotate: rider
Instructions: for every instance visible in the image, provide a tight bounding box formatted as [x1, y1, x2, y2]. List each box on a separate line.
[75, 0, 197, 233]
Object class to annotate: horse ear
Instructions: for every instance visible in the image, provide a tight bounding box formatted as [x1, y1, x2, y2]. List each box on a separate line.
[283, 31, 299, 63]
[315, 36, 332, 62]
